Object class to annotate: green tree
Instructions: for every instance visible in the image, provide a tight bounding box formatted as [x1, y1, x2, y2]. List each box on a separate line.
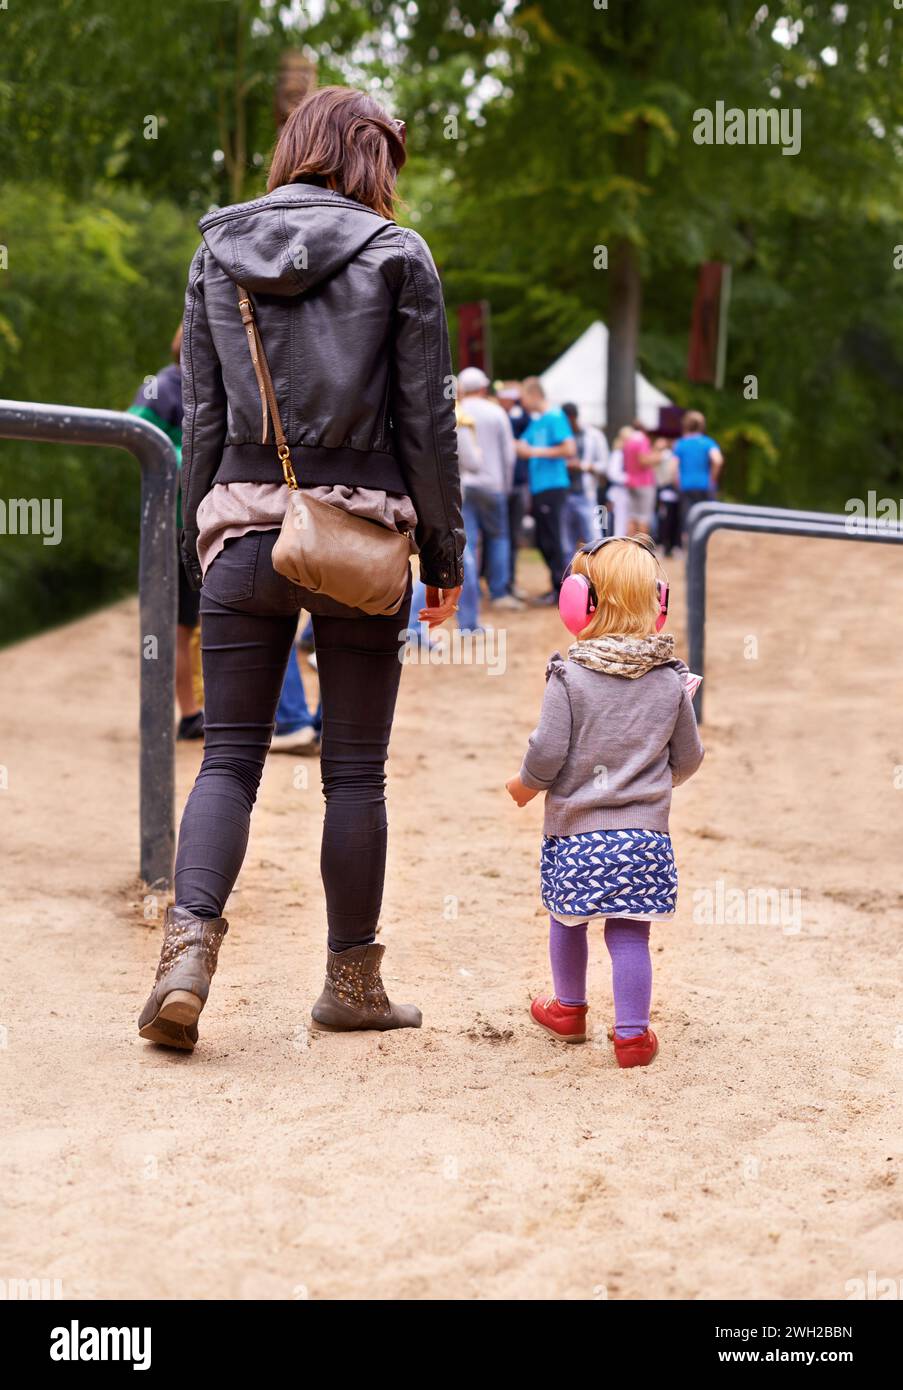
[374, 0, 903, 502]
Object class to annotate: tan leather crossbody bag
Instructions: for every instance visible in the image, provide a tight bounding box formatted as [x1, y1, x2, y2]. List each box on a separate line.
[236, 283, 412, 616]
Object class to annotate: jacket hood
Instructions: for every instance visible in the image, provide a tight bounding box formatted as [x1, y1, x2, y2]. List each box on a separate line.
[198, 182, 393, 297]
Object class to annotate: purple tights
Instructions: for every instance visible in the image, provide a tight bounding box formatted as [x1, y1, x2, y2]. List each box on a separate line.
[548, 915, 652, 1039]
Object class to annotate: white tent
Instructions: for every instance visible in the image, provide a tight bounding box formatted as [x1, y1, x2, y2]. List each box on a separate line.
[539, 320, 672, 431]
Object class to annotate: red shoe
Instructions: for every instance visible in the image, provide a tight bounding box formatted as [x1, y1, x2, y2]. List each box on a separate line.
[530, 995, 588, 1043]
[612, 1027, 659, 1068]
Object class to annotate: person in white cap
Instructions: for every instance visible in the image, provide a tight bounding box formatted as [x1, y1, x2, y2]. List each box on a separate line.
[456, 366, 522, 629]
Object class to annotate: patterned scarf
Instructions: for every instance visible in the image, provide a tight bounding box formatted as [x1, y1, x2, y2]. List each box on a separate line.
[568, 632, 675, 678]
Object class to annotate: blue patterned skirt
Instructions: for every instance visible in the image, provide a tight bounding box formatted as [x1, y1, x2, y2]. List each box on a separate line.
[541, 828, 677, 921]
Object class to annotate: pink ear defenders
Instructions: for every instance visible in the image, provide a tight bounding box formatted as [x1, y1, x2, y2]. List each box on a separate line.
[558, 536, 670, 637]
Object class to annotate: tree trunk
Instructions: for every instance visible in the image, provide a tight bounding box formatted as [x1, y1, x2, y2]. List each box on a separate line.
[274, 51, 317, 132]
[606, 237, 642, 445]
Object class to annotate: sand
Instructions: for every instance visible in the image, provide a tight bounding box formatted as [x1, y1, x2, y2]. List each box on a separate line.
[1, 535, 901, 1301]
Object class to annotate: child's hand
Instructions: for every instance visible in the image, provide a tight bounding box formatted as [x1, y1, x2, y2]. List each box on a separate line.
[506, 775, 539, 807]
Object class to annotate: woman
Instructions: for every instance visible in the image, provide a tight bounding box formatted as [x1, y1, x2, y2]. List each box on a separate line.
[138, 86, 463, 1051]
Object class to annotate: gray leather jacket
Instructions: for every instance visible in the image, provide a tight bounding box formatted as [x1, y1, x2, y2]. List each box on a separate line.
[179, 178, 464, 590]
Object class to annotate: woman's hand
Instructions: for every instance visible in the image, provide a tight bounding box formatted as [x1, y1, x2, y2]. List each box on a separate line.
[418, 585, 463, 629]
[506, 775, 539, 807]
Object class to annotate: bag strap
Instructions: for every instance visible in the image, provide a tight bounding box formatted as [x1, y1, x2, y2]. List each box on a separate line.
[236, 283, 299, 490]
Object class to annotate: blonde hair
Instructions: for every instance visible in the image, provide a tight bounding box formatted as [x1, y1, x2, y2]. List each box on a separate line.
[572, 537, 663, 639]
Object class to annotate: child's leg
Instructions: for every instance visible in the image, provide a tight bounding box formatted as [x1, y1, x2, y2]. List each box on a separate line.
[604, 920, 652, 1038]
[549, 914, 589, 1007]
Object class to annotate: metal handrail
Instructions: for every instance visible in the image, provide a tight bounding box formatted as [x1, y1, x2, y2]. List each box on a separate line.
[684, 503, 903, 721]
[0, 399, 178, 886]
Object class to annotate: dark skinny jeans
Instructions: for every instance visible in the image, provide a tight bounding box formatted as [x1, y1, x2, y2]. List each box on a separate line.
[174, 529, 411, 952]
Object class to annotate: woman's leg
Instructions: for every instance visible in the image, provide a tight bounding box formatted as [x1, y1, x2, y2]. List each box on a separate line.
[141, 535, 300, 1049]
[548, 914, 589, 1006]
[312, 593, 411, 953]
[174, 587, 298, 918]
[604, 919, 652, 1039]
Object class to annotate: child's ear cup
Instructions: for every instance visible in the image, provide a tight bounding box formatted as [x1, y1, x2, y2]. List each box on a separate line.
[655, 580, 670, 632]
[559, 573, 595, 636]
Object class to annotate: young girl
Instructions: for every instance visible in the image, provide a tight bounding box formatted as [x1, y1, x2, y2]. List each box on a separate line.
[506, 536, 704, 1067]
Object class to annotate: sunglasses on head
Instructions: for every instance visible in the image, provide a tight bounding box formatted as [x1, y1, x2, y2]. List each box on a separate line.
[353, 112, 406, 147]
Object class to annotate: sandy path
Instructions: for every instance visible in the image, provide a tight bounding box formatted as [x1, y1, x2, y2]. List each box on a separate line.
[1, 537, 901, 1301]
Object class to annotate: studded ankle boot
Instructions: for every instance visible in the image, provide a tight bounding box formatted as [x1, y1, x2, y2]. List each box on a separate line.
[311, 942, 422, 1031]
[138, 905, 228, 1051]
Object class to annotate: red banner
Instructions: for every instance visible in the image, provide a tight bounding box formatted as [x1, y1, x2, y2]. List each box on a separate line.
[458, 300, 492, 376]
[688, 262, 730, 387]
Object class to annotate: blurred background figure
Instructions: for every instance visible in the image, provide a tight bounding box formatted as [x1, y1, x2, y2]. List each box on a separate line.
[604, 426, 632, 538]
[622, 419, 662, 539]
[655, 437, 681, 557]
[673, 410, 725, 539]
[404, 388, 484, 643]
[497, 381, 531, 600]
[453, 387, 486, 634]
[497, 382, 530, 440]
[561, 401, 608, 551]
[128, 325, 204, 740]
[269, 630, 321, 754]
[516, 376, 576, 600]
[456, 366, 521, 632]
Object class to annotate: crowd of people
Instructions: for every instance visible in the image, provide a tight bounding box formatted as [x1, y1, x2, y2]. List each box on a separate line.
[440, 374, 725, 631]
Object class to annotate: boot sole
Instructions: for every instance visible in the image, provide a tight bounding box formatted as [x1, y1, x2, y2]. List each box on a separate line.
[138, 990, 203, 1051]
[310, 1014, 422, 1032]
[530, 1015, 587, 1044]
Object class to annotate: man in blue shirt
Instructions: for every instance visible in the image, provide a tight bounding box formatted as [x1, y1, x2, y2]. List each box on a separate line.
[516, 376, 576, 596]
[672, 410, 724, 537]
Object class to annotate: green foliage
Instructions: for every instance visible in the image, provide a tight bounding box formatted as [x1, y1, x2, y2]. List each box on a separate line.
[2, 0, 902, 642]
[0, 183, 198, 643]
[387, 0, 903, 507]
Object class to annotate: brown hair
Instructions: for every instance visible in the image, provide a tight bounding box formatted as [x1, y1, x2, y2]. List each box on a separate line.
[267, 85, 406, 219]
[171, 323, 183, 364]
[683, 409, 706, 433]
